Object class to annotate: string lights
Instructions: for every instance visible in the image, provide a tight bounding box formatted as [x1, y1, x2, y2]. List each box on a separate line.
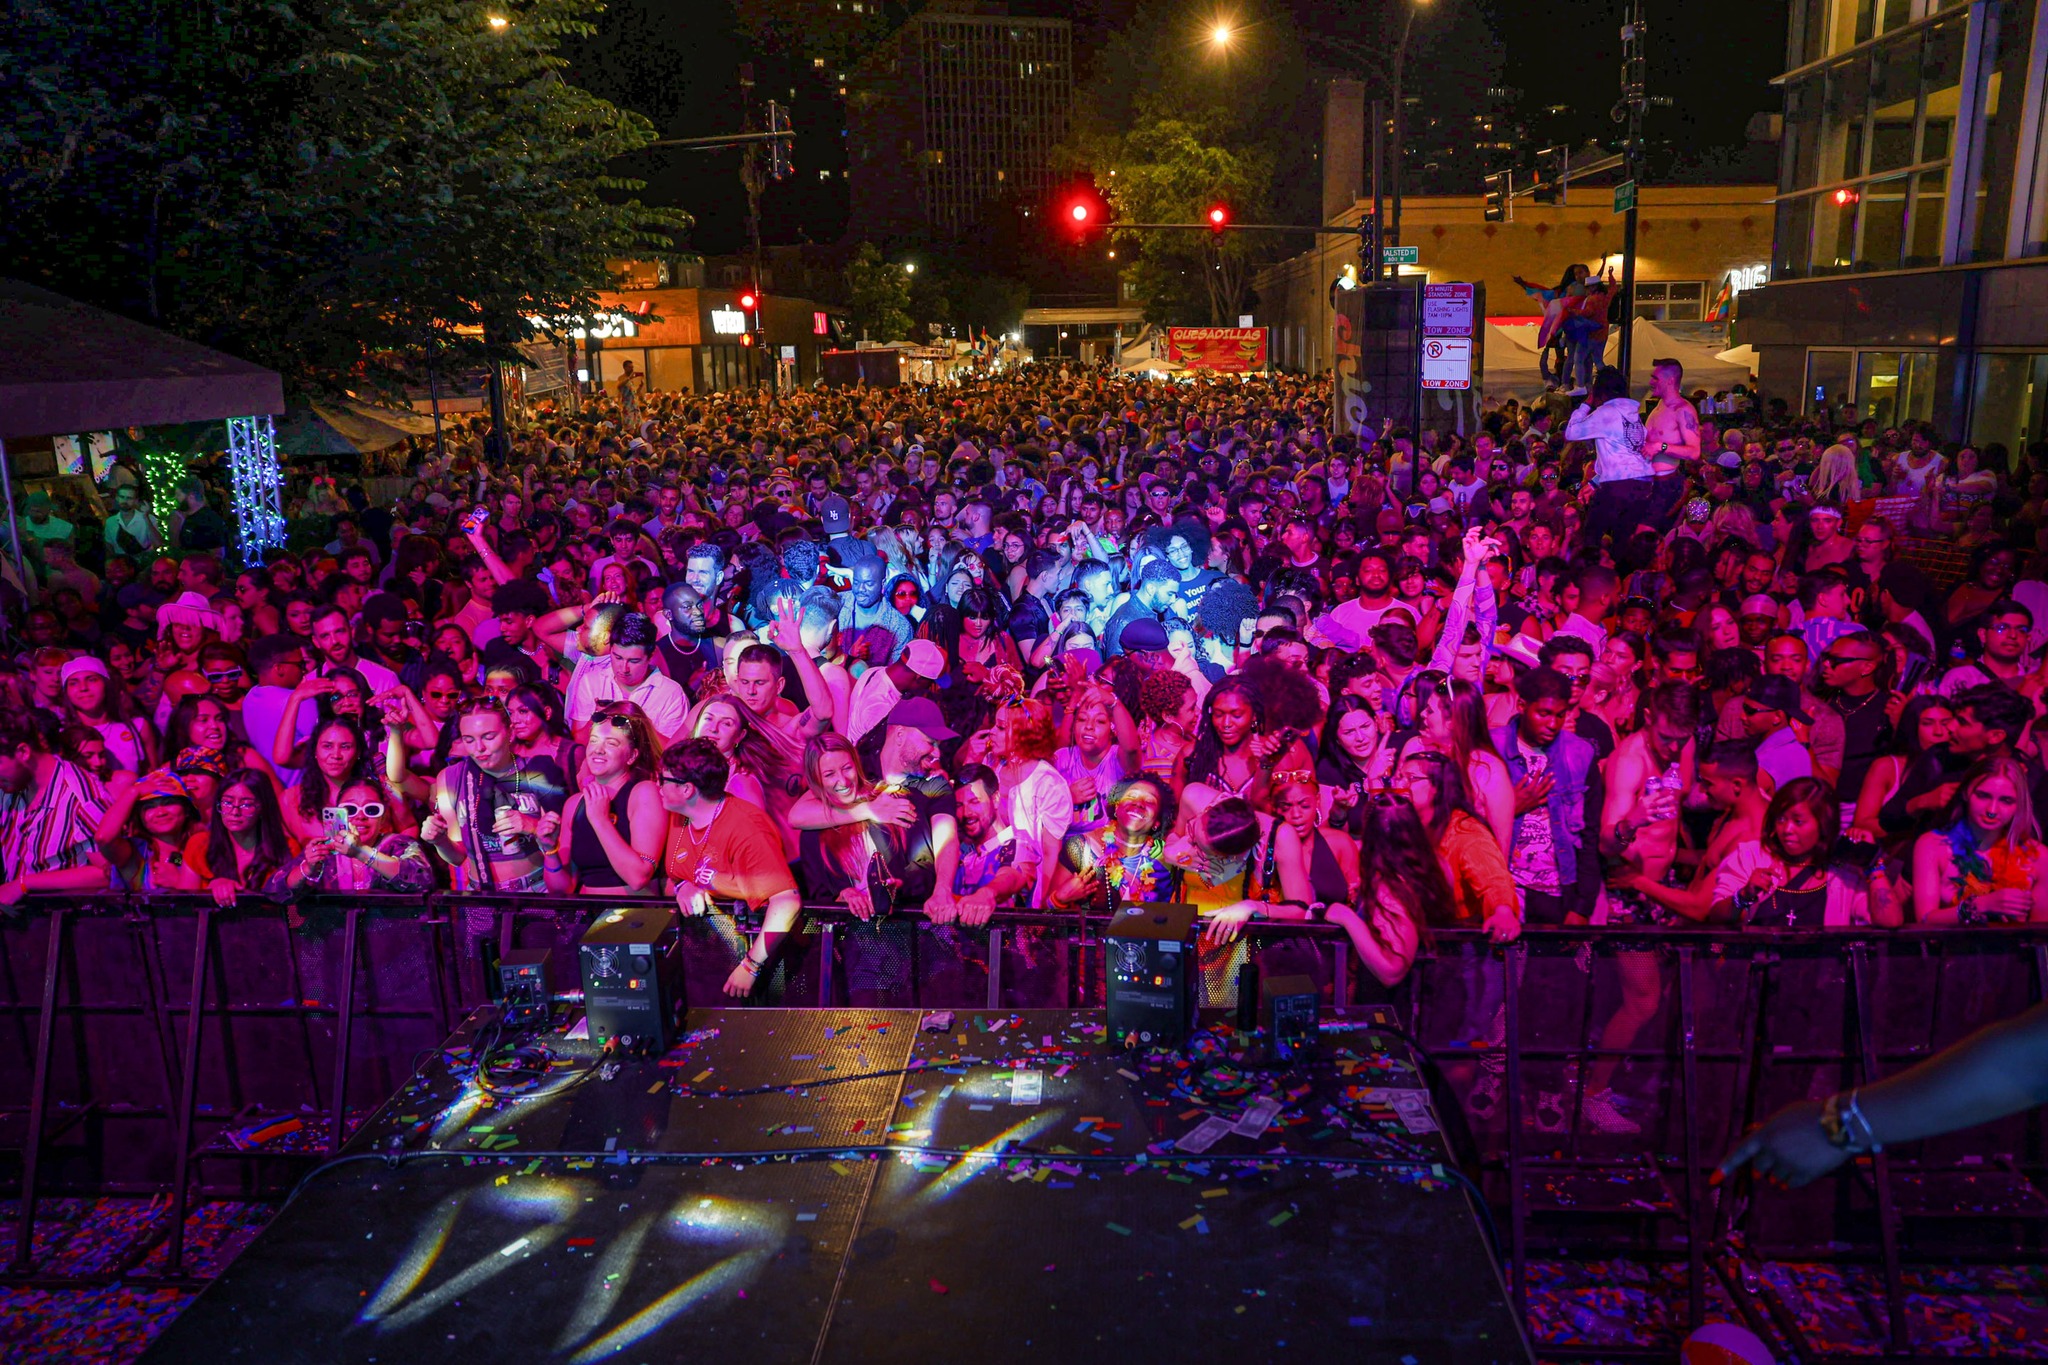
[226, 415, 286, 567]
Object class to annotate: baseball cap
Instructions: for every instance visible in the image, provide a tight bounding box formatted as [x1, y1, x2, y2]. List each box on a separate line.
[903, 639, 946, 680]
[819, 494, 852, 535]
[1119, 618, 1170, 653]
[1716, 451, 1742, 469]
[1748, 675, 1811, 724]
[1740, 594, 1780, 619]
[885, 696, 957, 742]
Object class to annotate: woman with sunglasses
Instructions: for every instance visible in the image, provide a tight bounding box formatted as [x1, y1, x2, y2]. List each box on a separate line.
[288, 780, 436, 894]
[283, 717, 375, 844]
[193, 768, 297, 906]
[539, 706, 665, 896]
[93, 769, 205, 893]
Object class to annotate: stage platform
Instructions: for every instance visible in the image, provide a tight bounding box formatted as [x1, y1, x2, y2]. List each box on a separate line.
[140, 1006, 1531, 1364]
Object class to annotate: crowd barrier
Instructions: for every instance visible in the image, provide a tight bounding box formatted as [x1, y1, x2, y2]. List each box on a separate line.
[2, 892, 2045, 1357]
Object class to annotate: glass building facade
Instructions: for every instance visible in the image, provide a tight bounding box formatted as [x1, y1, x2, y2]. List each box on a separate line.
[1738, 0, 2048, 450]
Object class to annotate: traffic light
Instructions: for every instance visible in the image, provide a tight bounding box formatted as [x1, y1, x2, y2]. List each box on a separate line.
[1357, 212, 1378, 268]
[1483, 170, 1512, 223]
[1832, 186, 1859, 207]
[1062, 190, 1108, 236]
[1530, 145, 1567, 205]
[767, 101, 793, 181]
[1206, 203, 1230, 232]
[739, 290, 758, 311]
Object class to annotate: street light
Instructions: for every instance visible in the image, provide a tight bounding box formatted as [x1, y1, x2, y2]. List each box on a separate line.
[1210, 22, 1234, 47]
[903, 262, 917, 275]
[486, 14, 508, 29]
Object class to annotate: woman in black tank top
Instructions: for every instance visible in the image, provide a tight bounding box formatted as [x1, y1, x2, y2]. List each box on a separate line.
[539, 706, 667, 896]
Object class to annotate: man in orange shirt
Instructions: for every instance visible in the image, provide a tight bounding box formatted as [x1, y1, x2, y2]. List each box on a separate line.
[659, 737, 803, 997]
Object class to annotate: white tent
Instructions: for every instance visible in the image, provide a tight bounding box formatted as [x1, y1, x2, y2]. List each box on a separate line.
[1480, 317, 1753, 403]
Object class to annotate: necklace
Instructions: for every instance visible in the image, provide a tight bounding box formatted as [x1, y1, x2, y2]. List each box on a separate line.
[1833, 688, 1885, 719]
[682, 798, 726, 850]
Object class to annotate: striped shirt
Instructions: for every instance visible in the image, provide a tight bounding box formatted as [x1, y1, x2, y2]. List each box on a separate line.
[0, 757, 108, 880]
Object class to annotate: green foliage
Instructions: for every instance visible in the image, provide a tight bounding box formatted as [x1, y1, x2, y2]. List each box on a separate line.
[1065, 0, 1313, 326]
[0, 0, 687, 397]
[841, 242, 912, 342]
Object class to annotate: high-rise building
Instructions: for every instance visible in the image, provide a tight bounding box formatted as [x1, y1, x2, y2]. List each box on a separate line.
[847, 2, 1073, 240]
[1739, 0, 2048, 445]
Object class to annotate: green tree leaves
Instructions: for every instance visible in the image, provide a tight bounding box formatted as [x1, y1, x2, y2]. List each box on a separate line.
[841, 241, 911, 343]
[0, 0, 687, 397]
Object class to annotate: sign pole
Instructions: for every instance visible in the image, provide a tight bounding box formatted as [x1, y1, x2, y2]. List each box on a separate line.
[1616, 0, 1647, 386]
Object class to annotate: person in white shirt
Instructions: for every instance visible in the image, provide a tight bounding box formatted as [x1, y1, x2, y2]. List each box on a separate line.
[566, 612, 688, 745]
[845, 640, 947, 744]
[1565, 366, 1653, 548]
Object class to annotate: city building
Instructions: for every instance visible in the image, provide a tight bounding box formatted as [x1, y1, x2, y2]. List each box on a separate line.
[846, 2, 1073, 240]
[581, 253, 848, 394]
[1736, 0, 2048, 448]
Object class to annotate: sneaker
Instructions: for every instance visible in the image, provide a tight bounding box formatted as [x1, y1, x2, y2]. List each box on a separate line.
[1535, 1091, 1568, 1133]
[1582, 1088, 1640, 1135]
[1567, 386, 1588, 397]
[1466, 1075, 1500, 1121]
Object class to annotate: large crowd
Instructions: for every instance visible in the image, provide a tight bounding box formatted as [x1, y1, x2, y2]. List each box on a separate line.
[4, 354, 2046, 1131]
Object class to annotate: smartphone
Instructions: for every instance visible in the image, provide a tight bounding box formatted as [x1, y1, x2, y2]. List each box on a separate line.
[322, 807, 349, 840]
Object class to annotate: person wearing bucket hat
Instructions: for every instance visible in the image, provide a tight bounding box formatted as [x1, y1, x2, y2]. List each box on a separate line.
[94, 769, 207, 893]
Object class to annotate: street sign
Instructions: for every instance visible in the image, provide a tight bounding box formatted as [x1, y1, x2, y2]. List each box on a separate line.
[1614, 179, 1637, 214]
[1421, 283, 1475, 337]
[1420, 336, 1473, 390]
[1382, 245, 1420, 265]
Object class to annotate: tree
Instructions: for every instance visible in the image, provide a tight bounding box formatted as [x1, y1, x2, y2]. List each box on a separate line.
[842, 242, 912, 342]
[1062, 0, 1315, 326]
[0, 0, 685, 397]
[1105, 118, 1276, 326]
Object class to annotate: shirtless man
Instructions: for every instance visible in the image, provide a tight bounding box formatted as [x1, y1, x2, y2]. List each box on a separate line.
[1585, 681, 1702, 1134]
[1608, 737, 1768, 923]
[1640, 357, 1702, 532]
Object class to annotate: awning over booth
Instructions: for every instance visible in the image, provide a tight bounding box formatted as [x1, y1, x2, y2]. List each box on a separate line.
[276, 398, 439, 457]
[0, 278, 284, 440]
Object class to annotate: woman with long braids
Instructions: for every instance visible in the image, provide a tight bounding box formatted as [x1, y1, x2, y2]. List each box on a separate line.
[1174, 679, 1313, 815]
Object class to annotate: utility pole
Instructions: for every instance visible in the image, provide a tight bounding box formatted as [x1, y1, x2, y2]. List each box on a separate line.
[739, 65, 769, 393]
[1370, 98, 1386, 281]
[1615, 0, 1648, 385]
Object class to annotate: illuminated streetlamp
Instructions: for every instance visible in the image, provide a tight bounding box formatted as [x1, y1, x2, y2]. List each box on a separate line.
[903, 261, 917, 275]
[1210, 22, 1233, 47]
[487, 14, 508, 29]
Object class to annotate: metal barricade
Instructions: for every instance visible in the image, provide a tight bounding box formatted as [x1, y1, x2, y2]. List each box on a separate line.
[1, 892, 2045, 1358]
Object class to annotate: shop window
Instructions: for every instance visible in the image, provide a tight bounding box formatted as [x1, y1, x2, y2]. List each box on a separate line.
[1971, 354, 2048, 454]
[1855, 350, 1938, 425]
[1633, 282, 1707, 322]
[1806, 349, 1855, 414]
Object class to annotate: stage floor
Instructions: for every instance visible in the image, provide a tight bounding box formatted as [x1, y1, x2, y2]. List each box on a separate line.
[140, 1007, 1531, 1364]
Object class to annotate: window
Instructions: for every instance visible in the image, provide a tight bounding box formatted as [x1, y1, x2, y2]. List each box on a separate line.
[1855, 350, 1938, 424]
[1633, 282, 1708, 322]
[1774, 15, 1970, 277]
[1806, 349, 1855, 414]
[1972, 352, 2048, 453]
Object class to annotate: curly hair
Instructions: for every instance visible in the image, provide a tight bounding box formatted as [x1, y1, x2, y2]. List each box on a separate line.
[1196, 576, 1259, 645]
[1138, 668, 1193, 723]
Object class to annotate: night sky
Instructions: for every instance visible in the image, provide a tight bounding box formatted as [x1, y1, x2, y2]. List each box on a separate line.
[567, 0, 1791, 257]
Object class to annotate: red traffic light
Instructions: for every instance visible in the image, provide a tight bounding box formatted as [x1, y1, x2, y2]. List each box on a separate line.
[1831, 187, 1858, 207]
[740, 333, 754, 347]
[1207, 204, 1229, 230]
[739, 291, 758, 310]
[1069, 202, 1091, 224]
